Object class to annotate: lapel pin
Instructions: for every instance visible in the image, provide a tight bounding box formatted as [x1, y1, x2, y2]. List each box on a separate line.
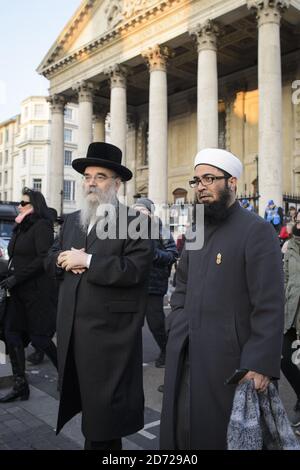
[216, 253, 222, 265]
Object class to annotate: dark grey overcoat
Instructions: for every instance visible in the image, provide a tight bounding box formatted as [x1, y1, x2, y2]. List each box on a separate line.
[160, 202, 284, 450]
[45, 206, 152, 441]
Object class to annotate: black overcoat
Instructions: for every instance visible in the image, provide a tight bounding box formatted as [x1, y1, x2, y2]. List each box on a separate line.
[160, 202, 284, 450]
[6, 215, 56, 336]
[45, 206, 152, 441]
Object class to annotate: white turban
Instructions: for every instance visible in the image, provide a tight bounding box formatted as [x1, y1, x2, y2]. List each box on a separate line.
[194, 148, 243, 179]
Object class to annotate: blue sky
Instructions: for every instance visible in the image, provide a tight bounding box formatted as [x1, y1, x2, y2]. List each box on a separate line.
[0, 0, 80, 122]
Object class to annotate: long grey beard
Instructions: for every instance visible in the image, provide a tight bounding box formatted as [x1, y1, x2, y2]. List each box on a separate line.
[80, 185, 118, 232]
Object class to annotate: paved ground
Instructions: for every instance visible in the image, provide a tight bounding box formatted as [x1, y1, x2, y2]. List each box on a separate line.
[0, 315, 299, 450]
[0, 323, 165, 450]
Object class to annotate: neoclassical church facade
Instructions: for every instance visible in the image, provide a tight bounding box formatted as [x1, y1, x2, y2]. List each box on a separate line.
[37, 0, 300, 215]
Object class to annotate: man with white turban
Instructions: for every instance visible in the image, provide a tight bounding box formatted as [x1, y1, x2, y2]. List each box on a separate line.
[160, 148, 284, 450]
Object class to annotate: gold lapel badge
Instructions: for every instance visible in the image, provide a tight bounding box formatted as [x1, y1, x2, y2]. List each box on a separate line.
[216, 253, 222, 265]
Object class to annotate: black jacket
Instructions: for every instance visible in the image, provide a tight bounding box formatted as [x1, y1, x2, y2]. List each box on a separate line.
[148, 233, 178, 296]
[160, 202, 284, 450]
[6, 214, 57, 336]
[45, 206, 153, 441]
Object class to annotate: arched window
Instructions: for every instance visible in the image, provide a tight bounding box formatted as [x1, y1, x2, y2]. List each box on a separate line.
[172, 188, 188, 204]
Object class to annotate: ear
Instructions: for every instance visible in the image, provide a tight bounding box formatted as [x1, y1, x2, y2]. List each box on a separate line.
[229, 177, 237, 191]
[115, 178, 122, 191]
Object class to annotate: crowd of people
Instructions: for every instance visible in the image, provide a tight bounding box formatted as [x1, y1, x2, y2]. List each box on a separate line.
[0, 142, 299, 450]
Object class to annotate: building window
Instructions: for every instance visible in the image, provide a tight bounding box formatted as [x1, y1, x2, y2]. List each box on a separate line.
[0, 173, 2, 186]
[64, 129, 72, 142]
[33, 147, 43, 165]
[4, 192, 7, 201]
[34, 104, 44, 118]
[4, 171, 8, 185]
[32, 178, 42, 192]
[64, 150, 72, 166]
[64, 107, 73, 120]
[21, 179, 26, 189]
[33, 126, 44, 139]
[22, 149, 26, 166]
[63, 180, 75, 201]
[24, 107, 28, 119]
[0, 153, 2, 165]
[5, 129, 9, 143]
[5, 151, 8, 164]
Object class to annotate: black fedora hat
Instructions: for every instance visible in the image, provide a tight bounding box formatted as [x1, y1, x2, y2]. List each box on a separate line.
[72, 142, 132, 181]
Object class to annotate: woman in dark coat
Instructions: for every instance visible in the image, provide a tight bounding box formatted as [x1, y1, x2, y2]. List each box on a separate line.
[0, 188, 57, 403]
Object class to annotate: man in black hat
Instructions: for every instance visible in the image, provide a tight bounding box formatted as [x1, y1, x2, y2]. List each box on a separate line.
[46, 142, 152, 450]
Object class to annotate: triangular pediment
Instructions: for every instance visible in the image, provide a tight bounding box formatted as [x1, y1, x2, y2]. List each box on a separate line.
[37, 0, 100, 72]
[37, 0, 165, 74]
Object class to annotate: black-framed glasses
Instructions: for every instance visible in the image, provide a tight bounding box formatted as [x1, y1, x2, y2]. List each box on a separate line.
[19, 201, 31, 207]
[189, 175, 230, 188]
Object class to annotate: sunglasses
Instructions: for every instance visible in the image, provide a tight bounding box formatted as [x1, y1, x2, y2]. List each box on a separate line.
[19, 201, 31, 207]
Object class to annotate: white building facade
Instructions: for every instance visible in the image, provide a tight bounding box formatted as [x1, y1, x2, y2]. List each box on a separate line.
[37, 0, 300, 216]
[0, 96, 79, 214]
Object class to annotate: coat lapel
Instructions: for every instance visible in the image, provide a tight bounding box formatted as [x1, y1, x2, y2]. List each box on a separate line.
[86, 224, 98, 250]
[69, 213, 86, 250]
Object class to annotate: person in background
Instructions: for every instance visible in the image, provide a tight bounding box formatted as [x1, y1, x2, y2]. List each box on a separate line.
[240, 198, 254, 212]
[26, 207, 59, 367]
[281, 222, 295, 255]
[281, 219, 300, 429]
[176, 233, 186, 258]
[132, 198, 178, 368]
[264, 199, 283, 233]
[286, 206, 297, 224]
[0, 188, 57, 403]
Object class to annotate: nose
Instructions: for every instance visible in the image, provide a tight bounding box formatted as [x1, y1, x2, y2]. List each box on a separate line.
[196, 179, 206, 190]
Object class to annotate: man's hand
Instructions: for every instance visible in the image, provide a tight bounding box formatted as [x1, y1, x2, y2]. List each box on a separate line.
[58, 248, 88, 273]
[0, 275, 17, 290]
[240, 371, 270, 392]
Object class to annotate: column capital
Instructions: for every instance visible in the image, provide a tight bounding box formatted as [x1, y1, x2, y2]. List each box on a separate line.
[47, 94, 66, 113]
[93, 111, 107, 122]
[247, 0, 289, 26]
[73, 80, 94, 102]
[189, 20, 219, 52]
[105, 64, 127, 89]
[142, 45, 173, 72]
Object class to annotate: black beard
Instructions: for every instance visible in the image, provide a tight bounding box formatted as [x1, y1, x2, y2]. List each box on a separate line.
[194, 184, 233, 225]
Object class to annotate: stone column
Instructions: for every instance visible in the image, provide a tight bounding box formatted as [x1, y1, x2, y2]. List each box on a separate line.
[248, 0, 289, 215]
[142, 45, 171, 205]
[126, 114, 137, 205]
[93, 112, 106, 142]
[107, 65, 127, 200]
[47, 94, 65, 214]
[190, 20, 219, 150]
[73, 81, 94, 157]
[108, 65, 127, 155]
[73, 81, 94, 209]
